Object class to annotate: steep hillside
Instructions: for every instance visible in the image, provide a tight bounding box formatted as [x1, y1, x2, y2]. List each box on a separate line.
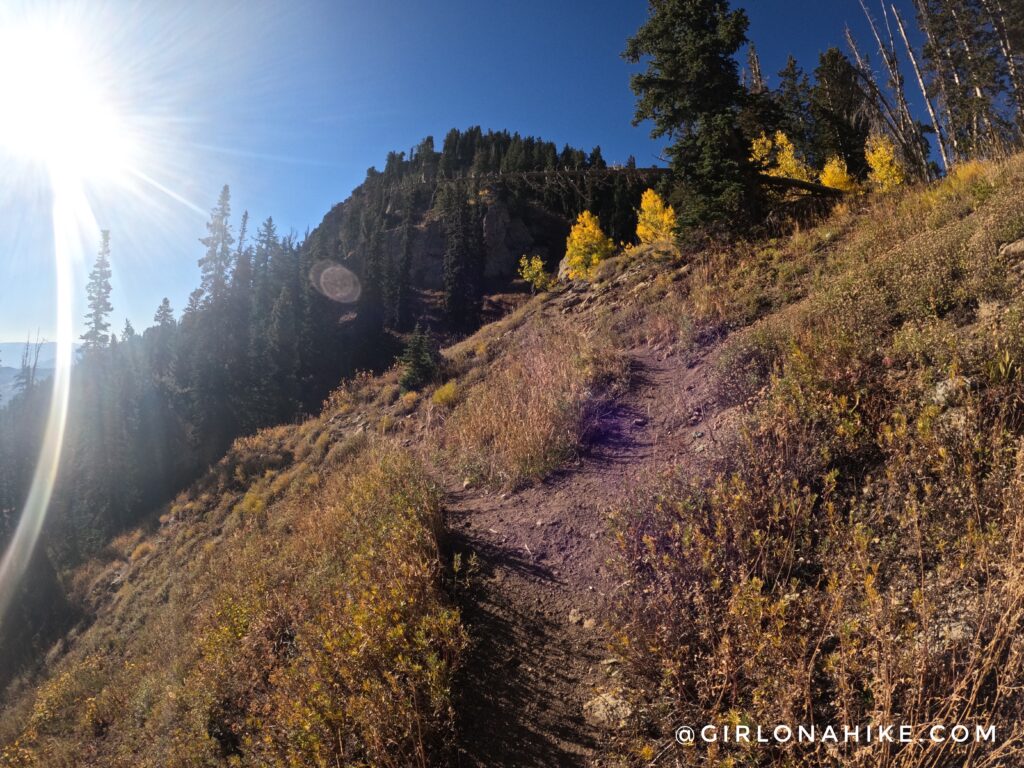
[3, 154, 1024, 768]
[302, 126, 653, 333]
[0, 128, 655, 698]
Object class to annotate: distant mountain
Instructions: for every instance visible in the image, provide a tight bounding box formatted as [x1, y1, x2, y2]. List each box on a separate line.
[0, 365, 53, 404]
[0, 341, 78, 370]
[0, 343, 72, 404]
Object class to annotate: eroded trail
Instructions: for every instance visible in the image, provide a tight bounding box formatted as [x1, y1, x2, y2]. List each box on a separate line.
[449, 347, 729, 766]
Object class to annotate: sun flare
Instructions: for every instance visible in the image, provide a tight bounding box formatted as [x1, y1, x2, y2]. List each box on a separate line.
[0, 21, 136, 184]
[0, 15, 124, 627]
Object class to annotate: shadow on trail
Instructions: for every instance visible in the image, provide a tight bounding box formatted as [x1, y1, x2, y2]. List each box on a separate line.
[447, 526, 601, 767]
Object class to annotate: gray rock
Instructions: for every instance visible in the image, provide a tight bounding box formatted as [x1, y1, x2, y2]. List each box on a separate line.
[999, 238, 1024, 259]
[930, 376, 971, 408]
[583, 692, 632, 729]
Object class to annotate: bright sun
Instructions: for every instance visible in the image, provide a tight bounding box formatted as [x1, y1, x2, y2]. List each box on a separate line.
[0, 14, 139, 623]
[0, 20, 135, 184]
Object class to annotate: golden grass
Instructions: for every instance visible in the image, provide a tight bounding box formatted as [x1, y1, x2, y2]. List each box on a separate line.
[0, 430, 465, 768]
[612, 153, 1024, 766]
[446, 320, 628, 488]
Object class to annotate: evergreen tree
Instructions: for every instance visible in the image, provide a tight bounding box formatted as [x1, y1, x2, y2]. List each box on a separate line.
[774, 56, 817, 163]
[267, 284, 300, 420]
[810, 49, 872, 179]
[197, 185, 235, 305]
[624, 0, 760, 228]
[398, 325, 440, 392]
[82, 231, 114, 352]
[150, 299, 175, 379]
[252, 216, 280, 323]
[438, 182, 483, 329]
[154, 298, 174, 327]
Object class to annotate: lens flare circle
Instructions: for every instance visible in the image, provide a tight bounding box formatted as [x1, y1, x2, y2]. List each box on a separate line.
[310, 260, 362, 304]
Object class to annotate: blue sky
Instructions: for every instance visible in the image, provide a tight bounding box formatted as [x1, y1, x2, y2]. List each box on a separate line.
[0, 0, 929, 342]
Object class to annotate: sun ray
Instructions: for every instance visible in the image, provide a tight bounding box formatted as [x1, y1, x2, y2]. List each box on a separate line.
[0, 169, 87, 624]
[0, 9, 154, 626]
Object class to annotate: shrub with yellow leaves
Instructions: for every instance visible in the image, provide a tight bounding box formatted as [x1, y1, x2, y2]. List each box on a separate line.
[750, 131, 815, 183]
[819, 155, 859, 193]
[518, 254, 552, 292]
[563, 211, 615, 281]
[865, 133, 906, 192]
[635, 188, 677, 245]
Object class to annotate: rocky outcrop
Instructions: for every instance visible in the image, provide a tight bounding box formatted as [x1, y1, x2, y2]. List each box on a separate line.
[365, 199, 569, 291]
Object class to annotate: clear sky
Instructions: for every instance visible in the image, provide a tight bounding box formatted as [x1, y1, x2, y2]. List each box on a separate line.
[0, 0, 929, 342]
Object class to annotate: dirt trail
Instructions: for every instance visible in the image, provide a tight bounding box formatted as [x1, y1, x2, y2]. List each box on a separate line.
[449, 347, 728, 767]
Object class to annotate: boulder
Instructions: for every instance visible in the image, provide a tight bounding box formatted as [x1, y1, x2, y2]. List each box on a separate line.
[999, 238, 1024, 259]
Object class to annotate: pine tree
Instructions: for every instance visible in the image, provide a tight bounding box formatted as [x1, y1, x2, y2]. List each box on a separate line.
[399, 325, 440, 392]
[267, 284, 300, 419]
[775, 56, 817, 164]
[82, 230, 114, 352]
[150, 299, 176, 379]
[438, 182, 483, 329]
[392, 205, 415, 330]
[810, 49, 873, 179]
[252, 216, 279, 323]
[227, 212, 256, 428]
[197, 185, 235, 305]
[915, 0, 1020, 157]
[624, 0, 759, 228]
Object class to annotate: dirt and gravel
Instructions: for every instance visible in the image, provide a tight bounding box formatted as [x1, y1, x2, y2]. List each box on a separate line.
[449, 346, 734, 766]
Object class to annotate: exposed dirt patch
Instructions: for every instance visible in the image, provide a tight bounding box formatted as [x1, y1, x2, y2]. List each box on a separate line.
[448, 345, 733, 766]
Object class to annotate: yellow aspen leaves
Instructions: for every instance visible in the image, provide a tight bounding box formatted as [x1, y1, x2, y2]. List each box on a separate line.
[636, 188, 677, 245]
[819, 155, 859, 193]
[564, 211, 615, 281]
[865, 134, 906, 192]
[518, 254, 552, 292]
[750, 131, 815, 183]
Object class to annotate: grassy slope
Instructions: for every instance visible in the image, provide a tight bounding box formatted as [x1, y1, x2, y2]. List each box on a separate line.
[0, 259, 629, 767]
[2, 155, 1024, 767]
[613, 157, 1024, 766]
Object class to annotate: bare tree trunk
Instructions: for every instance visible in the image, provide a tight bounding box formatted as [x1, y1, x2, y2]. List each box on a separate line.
[893, 4, 951, 171]
[747, 42, 766, 94]
[854, 4, 932, 177]
[949, 4, 1001, 155]
[846, 27, 904, 135]
[981, 0, 1024, 130]
[912, 0, 963, 161]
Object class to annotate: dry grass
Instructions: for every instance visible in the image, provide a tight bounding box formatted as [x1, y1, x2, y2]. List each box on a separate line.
[0, 428, 464, 768]
[446, 319, 628, 489]
[612, 154, 1024, 767]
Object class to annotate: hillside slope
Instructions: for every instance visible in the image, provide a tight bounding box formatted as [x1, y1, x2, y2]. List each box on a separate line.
[4, 155, 1024, 767]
